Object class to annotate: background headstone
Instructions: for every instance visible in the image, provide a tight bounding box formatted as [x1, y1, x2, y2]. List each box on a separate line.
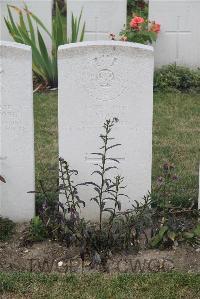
[0, 41, 35, 221]
[67, 0, 127, 41]
[58, 41, 154, 220]
[149, 0, 200, 68]
[0, 0, 52, 50]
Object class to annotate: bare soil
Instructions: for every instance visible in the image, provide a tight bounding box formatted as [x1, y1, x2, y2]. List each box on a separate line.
[0, 223, 200, 274]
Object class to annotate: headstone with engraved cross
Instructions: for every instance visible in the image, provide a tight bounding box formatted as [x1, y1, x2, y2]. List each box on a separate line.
[67, 0, 127, 41]
[149, 0, 200, 68]
[58, 41, 154, 220]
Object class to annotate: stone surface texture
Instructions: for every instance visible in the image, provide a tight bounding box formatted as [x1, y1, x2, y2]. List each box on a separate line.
[0, 41, 35, 221]
[67, 0, 127, 41]
[58, 41, 154, 220]
[149, 0, 200, 68]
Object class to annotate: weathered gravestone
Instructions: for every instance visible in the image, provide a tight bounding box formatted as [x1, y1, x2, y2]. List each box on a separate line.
[58, 41, 154, 220]
[149, 0, 200, 68]
[0, 41, 35, 221]
[0, 0, 52, 50]
[67, 0, 127, 41]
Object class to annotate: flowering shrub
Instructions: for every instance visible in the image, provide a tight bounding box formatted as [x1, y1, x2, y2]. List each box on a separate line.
[116, 15, 160, 45]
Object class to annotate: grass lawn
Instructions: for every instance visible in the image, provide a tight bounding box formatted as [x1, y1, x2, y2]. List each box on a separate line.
[34, 90, 200, 203]
[153, 92, 199, 204]
[34, 91, 58, 192]
[0, 272, 200, 298]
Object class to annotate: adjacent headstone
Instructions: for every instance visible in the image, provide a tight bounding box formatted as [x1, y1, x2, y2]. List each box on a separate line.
[0, 0, 52, 50]
[58, 41, 154, 220]
[149, 0, 200, 68]
[67, 0, 127, 41]
[0, 41, 35, 221]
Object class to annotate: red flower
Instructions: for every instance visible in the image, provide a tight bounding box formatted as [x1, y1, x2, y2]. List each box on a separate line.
[130, 16, 144, 30]
[150, 22, 161, 33]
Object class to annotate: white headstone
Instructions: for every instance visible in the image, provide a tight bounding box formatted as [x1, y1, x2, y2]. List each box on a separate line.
[0, 0, 52, 50]
[0, 41, 35, 221]
[149, 0, 200, 68]
[58, 41, 154, 220]
[67, 0, 127, 41]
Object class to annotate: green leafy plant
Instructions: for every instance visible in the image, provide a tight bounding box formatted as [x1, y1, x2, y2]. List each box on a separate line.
[183, 224, 200, 245]
[59, 158, 85, 211]
[28, 161, 85, 245]
[150, 219, 200, 249]
[154, 64, 200, 92]
[150, 225, 170, 248]
[29, 216, 47, 242]
[80, 175, 129, 268]
[76, 118, 133, 265]
[117, 193, 153, 249]
[0, 217, 15, 241]
[127, 0, 148, 18]
[53, 0, 66, 16]
[82, 118, 128, 232]
[150, 206, 199, 248]
[4, 3, 85, 88]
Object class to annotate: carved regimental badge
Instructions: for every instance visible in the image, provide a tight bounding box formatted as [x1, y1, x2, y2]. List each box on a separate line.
[81, 52, 128, 101]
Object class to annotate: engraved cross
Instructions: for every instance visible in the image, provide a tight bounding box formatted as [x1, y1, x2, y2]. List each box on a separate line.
[165, 16, 191, 62]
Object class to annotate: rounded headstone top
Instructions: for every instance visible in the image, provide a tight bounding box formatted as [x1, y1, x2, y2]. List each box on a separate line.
[58, 41, 154, 57]
[0, 41, 31, 51]
[0, 41, 31, 59]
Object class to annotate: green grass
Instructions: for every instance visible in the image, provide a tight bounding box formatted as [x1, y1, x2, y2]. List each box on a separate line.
[34, 90, 200, 203]
[153, 91, 200, 204]
[34, 91, 58, 191]
[0, 272, 200, 298]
